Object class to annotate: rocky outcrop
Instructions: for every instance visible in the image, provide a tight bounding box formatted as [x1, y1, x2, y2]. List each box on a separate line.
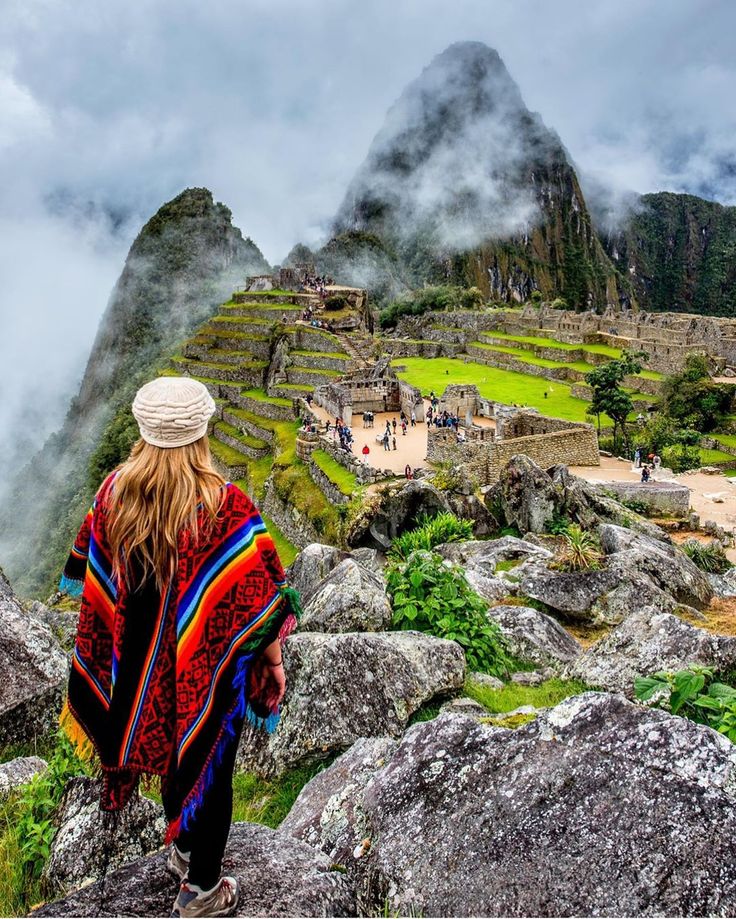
[300, 560, 391, 633]
[517, 561, 621, 620]
[42, 778, 167, 896]
[0, 574, 68, 746]
[0, 756, 47, 798]
[436, 535, 553, 572]
[601, 524, 713, 609]
[237, 631, 465, 777]
[493, 455, 558, 533]
[285, 693, 736, 917]
[567, 607, 736, 695]
[35, 822, 356, 918]
[347, 480, 452, 551]
[486, 604, 582, 667]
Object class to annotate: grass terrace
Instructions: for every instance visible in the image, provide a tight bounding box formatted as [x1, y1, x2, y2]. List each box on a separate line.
[311, 449, 359, 496]
[260, 512, 299, 567]
[699, 446, 735, 466]
[392, 357, 598, 423]
[470, 341, 597, 374]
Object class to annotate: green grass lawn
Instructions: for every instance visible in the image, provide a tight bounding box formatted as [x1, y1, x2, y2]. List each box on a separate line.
[392, 357, 598, 423]
[311, 449, 359, 496]
[471, 341, 597, 374]
[714, 433, 736, 449]
[239, 388, 294, 407]
[260, 512, 299, 566]
[699, 447, 735, 465]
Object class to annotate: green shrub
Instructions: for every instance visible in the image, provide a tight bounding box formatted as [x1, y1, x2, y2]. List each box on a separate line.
[386, 552, 512, 676]
[379, 285, 480, 329]
[635, 666, 736, 742]
[546, 512, 572, 536]
[681, 539, 732, 574]
[389, 512, 473, 562]
[661, 443, 701, 473]
[530, 290, 543, 304]
[597, 436, 615, 453]
[550, 297, 568, 310]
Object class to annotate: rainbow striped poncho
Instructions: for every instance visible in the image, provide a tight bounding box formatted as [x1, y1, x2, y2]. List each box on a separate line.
[60, 474, 297, 841]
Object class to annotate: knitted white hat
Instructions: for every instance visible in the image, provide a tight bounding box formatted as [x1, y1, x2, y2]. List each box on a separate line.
[132, 377, 216, 448]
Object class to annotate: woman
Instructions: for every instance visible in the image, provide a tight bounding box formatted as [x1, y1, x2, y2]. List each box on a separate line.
[59, 377, 299, 918]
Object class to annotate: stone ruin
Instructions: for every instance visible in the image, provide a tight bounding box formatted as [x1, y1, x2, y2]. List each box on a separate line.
[314, 359, 424, 427]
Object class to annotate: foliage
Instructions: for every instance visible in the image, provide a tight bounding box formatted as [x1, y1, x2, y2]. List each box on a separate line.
[661, 443, 702, 473]
[549, 297, 568, 309]
[680, 539, 732, 574]
[231, 760, 332, 827]
[271, 464, 340, 545]
[386, 551, 513, 677]
[388, 512, 473, 562]
[311, 450, 359, 496]
[586, 351, 645, 452]
[380, 285, 482, 328]
[660, 353, 733, 433]
[465, 675, 589, 713]
[547, 512, 572, 536]
[634, 666, 736, 742]
[430, 461, 475, 494]
[0, 732, 90, 914]
[530, 290, 543, 304]
[556, 523, 602, 571]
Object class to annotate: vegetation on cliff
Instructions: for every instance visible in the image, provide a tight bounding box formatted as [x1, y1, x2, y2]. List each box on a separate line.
[0, 188, 269, 597]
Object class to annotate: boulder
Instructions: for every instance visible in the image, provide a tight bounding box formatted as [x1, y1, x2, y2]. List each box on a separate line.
[0, 576, 68, 747]
[34, 822, 356, 917]
[492, 454, 558, 533]
[601, 524, 713, 609]
[447, 493, 496, 536]
[300, 560, 391, 633]
[467, 671, 504, 691]
[435, 536, 553, 573]
[485, 605, 582, 667]
[238, 631, 465, 777]
[287, 694, 736, 917]
[463, 569, 508, 603]
[280, 736, 396, 863]
[28, 601, 79, 651]
[42, 777, 167, 896]
[0, 756, 47, 798]
[708, 567, 736, 598]
[287, 544, 345, 604]
[589, 573, 677, 625]
[567, 606, 736, 695]
[347, 480, 452, 551]
[517, 561, 622, 620]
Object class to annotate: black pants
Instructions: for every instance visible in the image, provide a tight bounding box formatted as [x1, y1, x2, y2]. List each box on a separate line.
[162, 729, 240, 890]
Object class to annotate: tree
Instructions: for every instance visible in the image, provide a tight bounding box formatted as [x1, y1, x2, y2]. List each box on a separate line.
[586, 351, 644, 454]
[661, 353, 733, 433]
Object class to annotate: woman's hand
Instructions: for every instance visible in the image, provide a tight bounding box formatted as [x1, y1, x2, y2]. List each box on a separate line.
[265, 661, 286, 708]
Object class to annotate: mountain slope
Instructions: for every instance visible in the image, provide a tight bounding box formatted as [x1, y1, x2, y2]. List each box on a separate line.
[603, 192, 736, 316]
[0, 188, 269, 597]
[329, 41, 626, 308]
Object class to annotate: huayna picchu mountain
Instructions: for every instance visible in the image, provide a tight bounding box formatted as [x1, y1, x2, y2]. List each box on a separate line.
[0, 188, 269, 596]
[325, 41, 627, 309]
[603, 191, 736, 317]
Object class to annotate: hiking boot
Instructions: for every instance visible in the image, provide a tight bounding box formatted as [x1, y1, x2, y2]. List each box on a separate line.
[166, 844, 190, 880]
[172, 877, 239, 917]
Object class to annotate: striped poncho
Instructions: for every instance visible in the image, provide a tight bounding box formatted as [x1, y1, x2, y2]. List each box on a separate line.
[60, 474, 297, 840]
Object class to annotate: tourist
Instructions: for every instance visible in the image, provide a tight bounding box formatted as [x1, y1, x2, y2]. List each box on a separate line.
[405, 464, 413, 480]
[382, 431, 390, 452]
[401, 421, 407, 436]
[634, 448, 641, 469]
[641, 465, 651, 483]
[362, 444, 370, 463]
[392, 418, 397, 433]
[59, 377, 297, 918]
[411, 410, 416, 427]
[392, 435, 397, 451]
[653, 453, 661, 471]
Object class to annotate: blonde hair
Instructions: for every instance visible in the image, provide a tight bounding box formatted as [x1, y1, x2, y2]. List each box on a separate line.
[107, 435, 225, 590]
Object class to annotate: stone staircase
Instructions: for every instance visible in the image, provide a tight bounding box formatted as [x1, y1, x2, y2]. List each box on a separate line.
[333, 330, 375, 370]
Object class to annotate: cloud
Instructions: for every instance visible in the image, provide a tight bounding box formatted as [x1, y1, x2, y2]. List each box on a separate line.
[0, 0, 735, 492]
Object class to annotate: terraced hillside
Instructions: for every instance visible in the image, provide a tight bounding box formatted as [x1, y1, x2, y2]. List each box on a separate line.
[163, 290, 358, 561]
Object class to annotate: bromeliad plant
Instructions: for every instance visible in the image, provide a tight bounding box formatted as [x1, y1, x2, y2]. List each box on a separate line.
[386, 550, 513, 677]
[634, 666, 736, 742]
[680, 539, 732, 574]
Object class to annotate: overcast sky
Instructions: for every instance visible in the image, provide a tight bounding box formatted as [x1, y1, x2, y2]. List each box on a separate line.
[1, 0, 735, 483]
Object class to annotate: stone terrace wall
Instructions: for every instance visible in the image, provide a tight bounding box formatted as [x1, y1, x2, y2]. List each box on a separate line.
[595, 481, 690, 518]
[498, 411, 589, 440]
[427, 425, 600, 486]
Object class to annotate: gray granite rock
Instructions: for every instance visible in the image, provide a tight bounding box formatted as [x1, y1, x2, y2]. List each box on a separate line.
[486, 604, 582, 667]
[42, 777, 167, 896]
[300, 559, 391, 633]
[237, 631, 465, 777]
[0, 575, 68, 747]
[286, 694, 736, 916]
[34, 822, 356, 917]
[567, 606, 736, 695]
[0, 756, 47, 797]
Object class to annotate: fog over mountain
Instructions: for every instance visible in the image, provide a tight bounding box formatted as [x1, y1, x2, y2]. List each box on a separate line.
[1, 0, 736, 491]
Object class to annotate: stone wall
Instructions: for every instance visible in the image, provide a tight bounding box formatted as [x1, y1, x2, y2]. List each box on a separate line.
[381, 339, 461, 359]
[261, 482, 322, 548]
[497, 411, 589, 440]
[308, 459, 351, 506]
[399, 380, 426, 422]
[289, 327, 347, 354]
[427, 423, 600, 485]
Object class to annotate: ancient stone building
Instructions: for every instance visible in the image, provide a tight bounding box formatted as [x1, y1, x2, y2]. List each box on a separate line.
[315, 360, 424, 426]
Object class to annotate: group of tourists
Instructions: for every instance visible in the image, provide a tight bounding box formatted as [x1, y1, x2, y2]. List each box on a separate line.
[361, 411, 375, 428]
[333, 417, 353, 453]
[430, 409, 460, 430]
[301, 272, 333, 298]
[634, 447, 662, 483]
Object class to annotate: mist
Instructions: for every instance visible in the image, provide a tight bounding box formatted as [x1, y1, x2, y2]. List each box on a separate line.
[2, 0, 736, 498]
